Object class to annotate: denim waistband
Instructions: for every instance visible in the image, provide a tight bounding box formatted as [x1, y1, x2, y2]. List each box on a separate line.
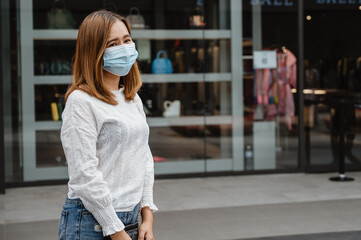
[65, 196, 83, 205]
[64, 196, 140, 212]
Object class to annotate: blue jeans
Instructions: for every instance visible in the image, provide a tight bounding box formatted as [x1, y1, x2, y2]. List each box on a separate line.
[58, 196, 139, 240]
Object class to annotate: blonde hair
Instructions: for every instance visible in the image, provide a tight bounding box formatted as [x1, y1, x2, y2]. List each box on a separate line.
[65, 10, 142, 105]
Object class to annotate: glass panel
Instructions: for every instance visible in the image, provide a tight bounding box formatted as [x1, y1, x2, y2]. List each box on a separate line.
[139, 82, 231, 118]
[205, 124, 232, 159]
[32, 0, 230, 30]
[12, 0, 234, 182]
[203, 82, 232, 116]
[33, 0, 101, 29]
[136, 39, 230, 74]
[242, 1, 299, 171]
[204, 81, 232, 166]
[33, 39, 230, 76]
[34, 40, 75, 76]
[36, 130, 66, 167]
[140, 82, 200, 117]
[149, 126, 205, 162]
[35, 85, 67, 121]
[304, 2, 361, 170]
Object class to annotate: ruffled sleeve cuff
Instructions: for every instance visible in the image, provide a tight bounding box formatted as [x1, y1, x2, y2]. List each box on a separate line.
[140, 201, 159, 212]
[90, 204, 125, 236]
[101, 221, 125, 237]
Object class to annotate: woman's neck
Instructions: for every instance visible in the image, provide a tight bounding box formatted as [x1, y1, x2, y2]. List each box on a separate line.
[103, 71, 120, 91]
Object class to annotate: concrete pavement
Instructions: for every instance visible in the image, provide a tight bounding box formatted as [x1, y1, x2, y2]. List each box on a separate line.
[1, 172, 361, 239]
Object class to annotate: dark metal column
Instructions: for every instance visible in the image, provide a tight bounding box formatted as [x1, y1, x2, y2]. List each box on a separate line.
[0, 0, 6, 194]
[298, 0, 305, 172]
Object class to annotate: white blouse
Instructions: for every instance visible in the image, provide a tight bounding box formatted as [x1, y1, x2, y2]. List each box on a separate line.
[60, 87, 158, 236]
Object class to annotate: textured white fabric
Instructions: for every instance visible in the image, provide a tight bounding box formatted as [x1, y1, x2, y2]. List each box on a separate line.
[60, 87, 158, 236]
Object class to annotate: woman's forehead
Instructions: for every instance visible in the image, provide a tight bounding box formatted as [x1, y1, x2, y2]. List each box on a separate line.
[108, 20, 129, 39]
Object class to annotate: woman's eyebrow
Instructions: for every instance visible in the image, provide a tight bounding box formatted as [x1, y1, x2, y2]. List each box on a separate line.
[123, 34, 131, 39]
[107, 38, 118, 44]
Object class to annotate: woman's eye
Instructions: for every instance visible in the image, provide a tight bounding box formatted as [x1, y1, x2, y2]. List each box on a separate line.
[108, 43, 116, 47]
[125, 39, 132, 43]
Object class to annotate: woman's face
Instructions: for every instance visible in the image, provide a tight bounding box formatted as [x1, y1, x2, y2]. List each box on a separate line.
[106, 20, 133, 48]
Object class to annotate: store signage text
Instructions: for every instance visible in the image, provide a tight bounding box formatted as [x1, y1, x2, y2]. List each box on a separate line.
[316, 0, 361, 4]
[250, 0, 294, 7]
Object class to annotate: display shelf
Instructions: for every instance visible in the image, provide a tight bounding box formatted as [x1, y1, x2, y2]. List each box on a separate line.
[132, 30, 231, 40]
[33, 30, 78, 40]
[243, 55, 253, 60]
[34, 76, 72, 85]
[33, 29, 231, 41]
[34, 73, 232, 85]
[147, 116, 232, 127]
[154, 159, 233, 174]
[35, 116, 232, 131]
[35, 121, 62, 131]
[142, 73, 231, 83]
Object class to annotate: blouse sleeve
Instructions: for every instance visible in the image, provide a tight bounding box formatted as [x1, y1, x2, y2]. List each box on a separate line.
[61, 92, 125, 236]
[141, 145, 158, 211]
[135, 94, 158, 211]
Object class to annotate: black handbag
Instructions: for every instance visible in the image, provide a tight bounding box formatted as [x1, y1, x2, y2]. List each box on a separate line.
[103, 222, 139, 240]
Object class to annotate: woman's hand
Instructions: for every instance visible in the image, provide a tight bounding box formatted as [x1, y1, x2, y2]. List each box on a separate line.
[110, 230, 132, 240]
[139, 207, 154, 240]
[139, 221, 154, 240]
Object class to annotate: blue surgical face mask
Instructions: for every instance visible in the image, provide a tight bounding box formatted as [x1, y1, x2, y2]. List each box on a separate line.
[103, 42, 138, 76]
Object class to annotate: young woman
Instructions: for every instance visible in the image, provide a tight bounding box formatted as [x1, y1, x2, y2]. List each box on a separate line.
[58, 10, 157, 240]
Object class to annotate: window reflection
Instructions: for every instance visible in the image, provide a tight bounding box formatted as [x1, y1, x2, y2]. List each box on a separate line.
[304, 2, 361, 169]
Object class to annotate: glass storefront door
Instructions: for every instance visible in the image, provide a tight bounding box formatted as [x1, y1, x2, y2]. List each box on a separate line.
[304, 1, 361, 172]
[242, 1, 299, 171]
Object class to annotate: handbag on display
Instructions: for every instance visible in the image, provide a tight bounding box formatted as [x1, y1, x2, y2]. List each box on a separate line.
[47, 0, 75, 29]
[152, 50, 173, 74]
[163, 100, 181, 117]
[126, 7, 145, 29]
